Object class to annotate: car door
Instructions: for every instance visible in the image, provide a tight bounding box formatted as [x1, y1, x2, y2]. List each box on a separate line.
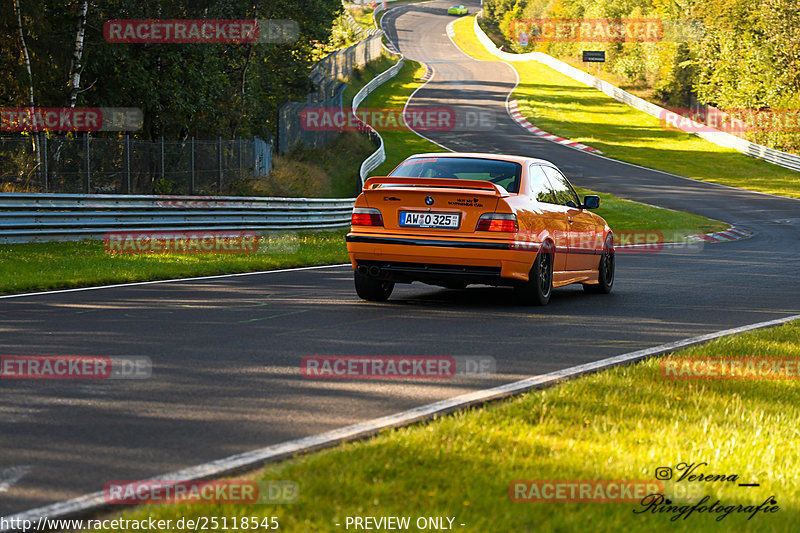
[543, 166, 601, 272]
[526, 165, 569, 273]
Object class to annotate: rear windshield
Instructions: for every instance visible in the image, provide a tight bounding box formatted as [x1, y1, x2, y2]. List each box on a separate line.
[389, 157, 522, 193]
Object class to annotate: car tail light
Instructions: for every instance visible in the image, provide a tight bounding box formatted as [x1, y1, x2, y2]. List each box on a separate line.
[476, 213, 518, 232]
[351, 207, 383, 226]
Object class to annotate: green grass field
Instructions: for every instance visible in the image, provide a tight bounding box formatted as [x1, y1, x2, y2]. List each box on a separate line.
[0, 231, 350, 295]
[450, 16, 800, 199]
[86, 319, 800, 532]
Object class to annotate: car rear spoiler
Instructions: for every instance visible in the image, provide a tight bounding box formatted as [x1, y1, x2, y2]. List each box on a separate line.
[363, 177, 509, 196]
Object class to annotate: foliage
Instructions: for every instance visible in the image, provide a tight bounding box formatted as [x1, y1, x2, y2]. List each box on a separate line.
[0, 0, 344, 141]
[480, 0, 800, 152]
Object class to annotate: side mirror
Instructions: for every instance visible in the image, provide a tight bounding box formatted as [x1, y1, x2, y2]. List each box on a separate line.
[582, 195, 600, 209]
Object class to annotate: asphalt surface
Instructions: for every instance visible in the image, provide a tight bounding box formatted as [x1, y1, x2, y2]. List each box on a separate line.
[2, 0, 799, 517]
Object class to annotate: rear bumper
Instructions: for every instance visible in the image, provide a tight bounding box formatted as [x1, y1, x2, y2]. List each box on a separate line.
[346, 233, 540, 284]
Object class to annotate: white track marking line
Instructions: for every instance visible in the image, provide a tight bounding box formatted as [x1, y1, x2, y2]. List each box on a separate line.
[402, 63, 452, 151]
[0, 467, 31, 494]
[3, 313, 798, 527]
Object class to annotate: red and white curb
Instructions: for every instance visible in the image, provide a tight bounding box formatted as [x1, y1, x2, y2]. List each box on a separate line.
[689, 226, 753, 243]
[508, 99, 602, 154]
[420, 64, 433, 81]
[383, 39, 400, 54]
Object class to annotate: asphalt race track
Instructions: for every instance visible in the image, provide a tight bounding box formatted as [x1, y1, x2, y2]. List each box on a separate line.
[1, 0, 799, 517]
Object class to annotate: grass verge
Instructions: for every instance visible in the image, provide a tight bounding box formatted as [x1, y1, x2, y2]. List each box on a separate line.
[0, 231, 349, 296]
[254, 133, 375, 199]
[451, 16, 800, 199]
[576, 187, 727, 239]
[89, 320, 800, 532]
[346, 4, 376, 31]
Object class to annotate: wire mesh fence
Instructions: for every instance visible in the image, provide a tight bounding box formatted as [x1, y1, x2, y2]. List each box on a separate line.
[2, 32, 382, 194]
[278, 33, 384, 155]
[0, 134, 272, 195]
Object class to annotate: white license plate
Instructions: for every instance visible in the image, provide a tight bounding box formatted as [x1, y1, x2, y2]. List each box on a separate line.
[399, 211, 460, 229]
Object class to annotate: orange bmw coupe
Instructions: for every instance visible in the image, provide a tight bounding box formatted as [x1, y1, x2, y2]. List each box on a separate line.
[346, 153, 614, 305]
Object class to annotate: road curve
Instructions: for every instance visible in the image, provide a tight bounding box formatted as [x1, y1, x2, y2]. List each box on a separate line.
[1, 0, 799, 517]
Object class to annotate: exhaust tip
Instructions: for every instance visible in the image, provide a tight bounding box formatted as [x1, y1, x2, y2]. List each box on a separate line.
[368, 265, 381, 277]
[357, 265, 369, 276]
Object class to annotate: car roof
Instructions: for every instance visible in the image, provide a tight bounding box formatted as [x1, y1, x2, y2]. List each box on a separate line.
[405, 152, 555, 167]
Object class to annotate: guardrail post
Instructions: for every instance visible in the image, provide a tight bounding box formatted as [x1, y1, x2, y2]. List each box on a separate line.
[217, 136, 223, 192]
[83, 133, 90, 193]
[41, 133, 48, 192]
[124, 134, 131, 194]
[189, 136, 195, 194]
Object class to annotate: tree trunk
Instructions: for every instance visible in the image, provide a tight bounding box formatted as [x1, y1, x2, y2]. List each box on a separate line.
[13, 0, 41, 185]
[65, 0, 89, 108]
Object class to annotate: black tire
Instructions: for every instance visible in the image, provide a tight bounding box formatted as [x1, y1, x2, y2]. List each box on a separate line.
[354, 271, 394, 301]
[584, 235, 614, 294]
[515, 242, 554, 306]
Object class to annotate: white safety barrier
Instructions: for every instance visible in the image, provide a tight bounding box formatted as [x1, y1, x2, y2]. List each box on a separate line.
[473, 16, 800, 173]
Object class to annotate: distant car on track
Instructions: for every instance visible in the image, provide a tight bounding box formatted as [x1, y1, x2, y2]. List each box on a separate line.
[447, 5, 468, 15]
[346, 153, 614, 305]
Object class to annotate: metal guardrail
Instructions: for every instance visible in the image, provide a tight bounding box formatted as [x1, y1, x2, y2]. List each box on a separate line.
[352, 0, 412, 184]
[354, 59, 405, 185]
[472, 16, 800, 173]
[3, 7, 408, 244]
[0, 193, 355, 243]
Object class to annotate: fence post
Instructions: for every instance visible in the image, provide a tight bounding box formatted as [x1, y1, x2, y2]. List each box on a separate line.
[160, 136, 165, 183]
[275, 105, 281, 156]
[217, 136, 223, 192]
[83, 133, 90, 193]
[124, 134, 131, 194]
[41, 133, 48, 192]
[189, 136, 195, 194]
[238, 137, 243, 180]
